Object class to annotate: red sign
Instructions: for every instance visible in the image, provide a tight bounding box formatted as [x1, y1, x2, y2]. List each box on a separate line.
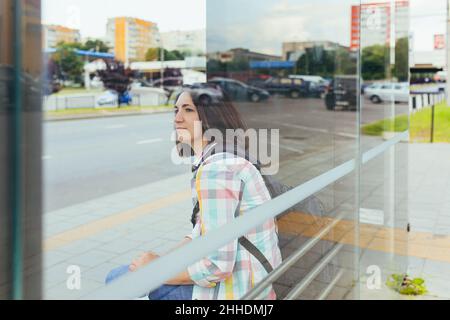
[434, 34, 445, 50]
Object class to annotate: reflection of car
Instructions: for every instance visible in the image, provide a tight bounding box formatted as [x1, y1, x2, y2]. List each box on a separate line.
[90, 76, 104, 89]
[96, 90, 117, 106]
[364, 82, 409, 104]
[324, 75, 358, 111]
[209, 77, 270, 102]
[96, 90, 132, 106]
[168, 83, 225, 106]
[260, 77, 309, 99]
[147, 77, 183, 94]
[289, 75, 329, 98]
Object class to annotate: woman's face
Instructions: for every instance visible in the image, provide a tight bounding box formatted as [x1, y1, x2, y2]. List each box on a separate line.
[174, 92, 203, 146]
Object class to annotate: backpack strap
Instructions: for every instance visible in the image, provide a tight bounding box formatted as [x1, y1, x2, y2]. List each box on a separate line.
[192, 157, 274, 274]
[235, 181, 274, 274]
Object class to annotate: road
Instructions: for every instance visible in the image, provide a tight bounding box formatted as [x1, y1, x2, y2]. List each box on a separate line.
[44, 96, 408, 212]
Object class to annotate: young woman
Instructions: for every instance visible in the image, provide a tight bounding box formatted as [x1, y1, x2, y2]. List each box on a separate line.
[106, 87, 282, 300]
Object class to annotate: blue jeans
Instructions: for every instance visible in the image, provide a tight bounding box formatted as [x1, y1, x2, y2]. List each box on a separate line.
[105, 265, 193, 300]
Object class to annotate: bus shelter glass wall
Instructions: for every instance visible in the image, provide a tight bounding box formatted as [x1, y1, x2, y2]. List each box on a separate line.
[207, 0, 361, 300]
[358, 0, 409, 298]
[0, 0, 43, 299]
[40, 0, 206, 299]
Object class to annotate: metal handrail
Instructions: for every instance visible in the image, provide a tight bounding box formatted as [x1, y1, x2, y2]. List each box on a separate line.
[86, 131, 408, 300]
[317, 268, 346, 300]
[284, 243, 345, 300]
[241, 211, 347, 300]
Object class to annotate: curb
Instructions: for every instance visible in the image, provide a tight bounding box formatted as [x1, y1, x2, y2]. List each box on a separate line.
[44, 108, 173, 122]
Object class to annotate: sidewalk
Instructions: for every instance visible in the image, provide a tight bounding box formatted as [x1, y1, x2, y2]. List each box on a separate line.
[44, 107, 172, 122]
[42, 143, 450, 300]
[43, 173, 193, 299]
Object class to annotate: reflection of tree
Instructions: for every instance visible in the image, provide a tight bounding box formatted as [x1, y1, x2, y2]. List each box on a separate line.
[145, 48, 186, 61]
[361, 37, 409, 81]
[207, 58, 250, 73]
[361, 44, 389, 81]
[43, 58, 62, 95]
[97, 60, 133, 106]
[393, 38, 409, 82]
[53, 42, 84, 83]
[295, 47, 356, 78]
[83, 39, 110, 53]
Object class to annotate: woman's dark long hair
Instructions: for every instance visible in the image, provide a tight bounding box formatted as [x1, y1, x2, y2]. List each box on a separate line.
[173, 85, 256, 227]
[174, 85, 249, 158]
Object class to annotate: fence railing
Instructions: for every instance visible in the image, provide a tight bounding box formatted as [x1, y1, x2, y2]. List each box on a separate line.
[85, 130, 409, 300]
[410, 91, 446, 113]
[410, 91, 446, 143]
[43, 91, 167, 111]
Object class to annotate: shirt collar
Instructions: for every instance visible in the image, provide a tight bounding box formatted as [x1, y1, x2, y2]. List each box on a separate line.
[191, 142, 217, 172]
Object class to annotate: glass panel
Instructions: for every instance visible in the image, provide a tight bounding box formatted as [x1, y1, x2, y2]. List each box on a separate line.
[0, 0, 43, 299]
[359, 0, 409, 299]
[207, 0, 361, 300]
[41, 0, 206, 299]
[37, 0, 410, 300]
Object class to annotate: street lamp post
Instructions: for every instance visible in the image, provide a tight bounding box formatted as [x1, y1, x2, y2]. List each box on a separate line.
[157, 35, 164, 90]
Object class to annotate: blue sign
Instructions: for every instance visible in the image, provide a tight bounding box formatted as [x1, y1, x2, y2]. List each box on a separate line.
[250, 61, 295, 69]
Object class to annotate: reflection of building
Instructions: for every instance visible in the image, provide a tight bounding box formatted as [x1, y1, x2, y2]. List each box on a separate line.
[350, 1, 409, 50]
[160, 30, 205, 55]
[282, 41, 349, 61]
[106, 17, 159, 64]
[42, 25, 81, 49]
[411, 51, 446, 71]
[208, 48, 282, 63]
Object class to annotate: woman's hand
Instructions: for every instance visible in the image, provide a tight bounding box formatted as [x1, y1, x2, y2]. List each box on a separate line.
[129, 251, 160, 272]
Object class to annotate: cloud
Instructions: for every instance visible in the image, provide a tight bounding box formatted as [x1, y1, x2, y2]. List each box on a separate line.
[207, 0, 353, 55]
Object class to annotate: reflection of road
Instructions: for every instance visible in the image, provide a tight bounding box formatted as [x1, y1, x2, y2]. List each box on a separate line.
[44, 97, 407, 211]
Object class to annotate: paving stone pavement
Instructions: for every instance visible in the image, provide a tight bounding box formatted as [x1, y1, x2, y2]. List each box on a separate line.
[42, 143, 450, 300]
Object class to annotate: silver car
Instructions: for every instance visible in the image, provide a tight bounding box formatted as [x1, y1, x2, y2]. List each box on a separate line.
[364, 82, 409, 104]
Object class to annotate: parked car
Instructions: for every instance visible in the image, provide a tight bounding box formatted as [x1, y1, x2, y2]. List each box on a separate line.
[209, 77, 270, 102]
[324, 75, 358, 111]
[96, 90, 118, 106]
[364, 82, 409, 104]
[96, 90, 132, 106]
[260, 77, 309, 99]
[289, 75, 329, 98]
[168, 83, 225, 106]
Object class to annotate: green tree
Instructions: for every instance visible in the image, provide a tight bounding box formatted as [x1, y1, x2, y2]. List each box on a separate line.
[361, 44, 389, 81]
[53, 42, 84, 83]
[393, 37, 409, 82]
[145, 48, 186, 61]
[83, 39, 110, 53]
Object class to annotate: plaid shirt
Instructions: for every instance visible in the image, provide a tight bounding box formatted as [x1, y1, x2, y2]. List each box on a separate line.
[187, 148, 282, 300]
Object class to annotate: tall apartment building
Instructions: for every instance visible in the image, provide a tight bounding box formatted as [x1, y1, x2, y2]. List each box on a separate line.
[350, 1, 409, 50]
[42, 25, 81, 49]
[160, 29, 206, 55]
[106, 17, 159, 63]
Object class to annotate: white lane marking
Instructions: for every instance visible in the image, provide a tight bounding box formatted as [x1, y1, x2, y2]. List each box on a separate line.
[105, 124, 126, 129]
[274, 121, 357, 139]
[277, 122, 329, 134]
[42, 155, 53, 160]
[336, 132, 358, 139]
[278, 144, 305, 154]
[136, 138, 163, 145]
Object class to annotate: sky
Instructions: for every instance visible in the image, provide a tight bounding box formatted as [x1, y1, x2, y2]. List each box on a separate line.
[42, 0, 446, 52]
[41, 0, 206, 37]
[410, 0, 447, 51]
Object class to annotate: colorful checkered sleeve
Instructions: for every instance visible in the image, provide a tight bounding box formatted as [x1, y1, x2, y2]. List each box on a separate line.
[188, 153, 282, 300]
[188, 165, 241, 287]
